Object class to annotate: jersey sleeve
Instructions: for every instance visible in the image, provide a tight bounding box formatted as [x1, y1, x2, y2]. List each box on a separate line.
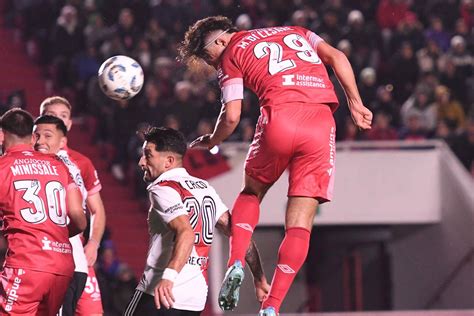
[305, 29, 324, 49]
[149, 185, 188, 224]
[81, 158, 102, 196]
[218, 49, 244, 104]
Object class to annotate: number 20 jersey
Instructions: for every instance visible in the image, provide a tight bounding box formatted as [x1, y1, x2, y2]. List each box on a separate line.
[218, 26, 339, 110]
[137, 168, 228, 311]
[0, 145, 75, 276]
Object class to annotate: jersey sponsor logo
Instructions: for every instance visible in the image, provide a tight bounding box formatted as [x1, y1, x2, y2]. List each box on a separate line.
[277, 264, 295, 274]
[21, 151, 33, 156]
[235, 223, 254, 232]
[163, 203, 184, 214]
[187, 255, 209, 268]
[282, 75, 295, 85]
[328, 126, 336, 176]
[5, 273, 23, 311]
[41, 237, 72, 254]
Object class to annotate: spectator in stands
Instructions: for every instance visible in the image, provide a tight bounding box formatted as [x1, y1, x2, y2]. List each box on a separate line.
[113, 8, 140, 54]
[50, 5, 84, 91]
[365, 111, 399, 140]
[445, 35, 473, 79]
[377, 0, 409, 31]
[416, 39, 442, 74]
[399, 111, 428, 140]
[424, 16, 452, 52]
[389, 41, 420, 103]
[434, 85, 466, 131]
[318, 9, 343, 45]
[391, 11, 425, 53]
[371, 85, 401, 128]
[401, 85, 437, 133]
[358, 67, 378, 107]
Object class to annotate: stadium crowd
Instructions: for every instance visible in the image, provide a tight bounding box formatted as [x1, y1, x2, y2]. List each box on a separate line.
[2, 0, 473, 178]
[0, 0, 473, 314]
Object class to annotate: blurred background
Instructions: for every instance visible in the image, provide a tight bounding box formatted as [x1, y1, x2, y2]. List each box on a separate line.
[0, 0, 472, 315]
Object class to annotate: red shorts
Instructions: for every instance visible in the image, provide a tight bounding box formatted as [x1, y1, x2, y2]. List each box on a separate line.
[75, 267, 103, 315]
[245, 103, 336, 201]
[0, 267, 71, 315]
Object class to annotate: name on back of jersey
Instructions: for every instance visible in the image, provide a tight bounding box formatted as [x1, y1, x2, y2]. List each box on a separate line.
[10, 159, 59, 176]
[236, 26, 293, 49]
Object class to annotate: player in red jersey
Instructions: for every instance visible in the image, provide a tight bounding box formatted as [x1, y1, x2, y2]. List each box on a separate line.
[39, 96, 106, 316]
[0, 108, 86, 315]
[179, 16, 373, 315]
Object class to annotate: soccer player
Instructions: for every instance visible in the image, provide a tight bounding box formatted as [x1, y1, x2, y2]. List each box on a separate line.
[39, 96, 106, 316]
[0, 108, 86, 314]
[124, 127, 269, 315]
[179, 16, 373, 315]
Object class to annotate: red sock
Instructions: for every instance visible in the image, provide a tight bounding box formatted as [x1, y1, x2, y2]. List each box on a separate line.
[228, 193, 260, 267]
[262, 227, 311, 313]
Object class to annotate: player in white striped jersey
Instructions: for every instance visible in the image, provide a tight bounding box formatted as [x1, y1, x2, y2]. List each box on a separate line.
[124, 127, 269, 315]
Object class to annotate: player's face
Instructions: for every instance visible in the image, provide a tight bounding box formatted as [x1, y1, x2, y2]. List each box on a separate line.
[33, 123, 66, 154]
[138, 141, 169, 182]
[42, 103, 73, 131]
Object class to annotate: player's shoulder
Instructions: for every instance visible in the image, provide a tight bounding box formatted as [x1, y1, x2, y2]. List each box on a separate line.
[67, 147, 96, 169]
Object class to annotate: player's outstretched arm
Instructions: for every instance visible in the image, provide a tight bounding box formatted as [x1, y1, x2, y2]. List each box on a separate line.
[216, 211, 270, 302]
[318, 41, 373, 130]
[67, 187, 87, 237]
[190, 100, 242, 149]
[84, 192, 106, 266]
[154, 215, 194, 309]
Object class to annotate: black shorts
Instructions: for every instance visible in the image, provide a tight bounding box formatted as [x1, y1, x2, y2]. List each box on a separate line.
[59, 271, 88, 315]
[124, 290, 201, 316]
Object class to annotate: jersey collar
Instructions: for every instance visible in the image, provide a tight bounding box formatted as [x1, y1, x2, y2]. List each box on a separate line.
[147, 167, 189, 189]
[5, 144, 33, 154]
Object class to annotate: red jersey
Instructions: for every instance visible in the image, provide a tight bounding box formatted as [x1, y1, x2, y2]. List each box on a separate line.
[0, 145, 75, 276]
[66, 146, 102, 196]
[218, 26, 339, 111]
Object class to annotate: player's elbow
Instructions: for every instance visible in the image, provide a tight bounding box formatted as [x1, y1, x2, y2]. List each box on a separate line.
[323, 48, 347, 67]
[69, 211, 87, 237]
[182, 227, 195, 245]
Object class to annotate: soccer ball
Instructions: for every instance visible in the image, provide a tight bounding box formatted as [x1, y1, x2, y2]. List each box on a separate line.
[98, 55, 144, 100]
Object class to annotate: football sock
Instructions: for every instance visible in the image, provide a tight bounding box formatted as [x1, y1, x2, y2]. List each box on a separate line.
[228, 193, 260, 267]
[263, 227, 311, 313]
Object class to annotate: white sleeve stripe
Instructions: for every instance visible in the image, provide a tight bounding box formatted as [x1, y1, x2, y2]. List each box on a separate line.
[222, 78, 243, 86]
[222, 83, 244, 104]
[307, 31, 323, 48]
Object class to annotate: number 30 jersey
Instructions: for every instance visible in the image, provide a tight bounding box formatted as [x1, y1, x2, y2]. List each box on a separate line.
[0, 145, 75, 276]
[218, 26, 338, 111]
[137, 167, 228, 311]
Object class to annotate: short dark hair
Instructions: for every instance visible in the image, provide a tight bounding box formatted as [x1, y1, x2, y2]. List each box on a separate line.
[0, 108, 34, 138]
[178, 16, 238, 64]
[34, 115, 68, 136]
[143, 127, 187, 157]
